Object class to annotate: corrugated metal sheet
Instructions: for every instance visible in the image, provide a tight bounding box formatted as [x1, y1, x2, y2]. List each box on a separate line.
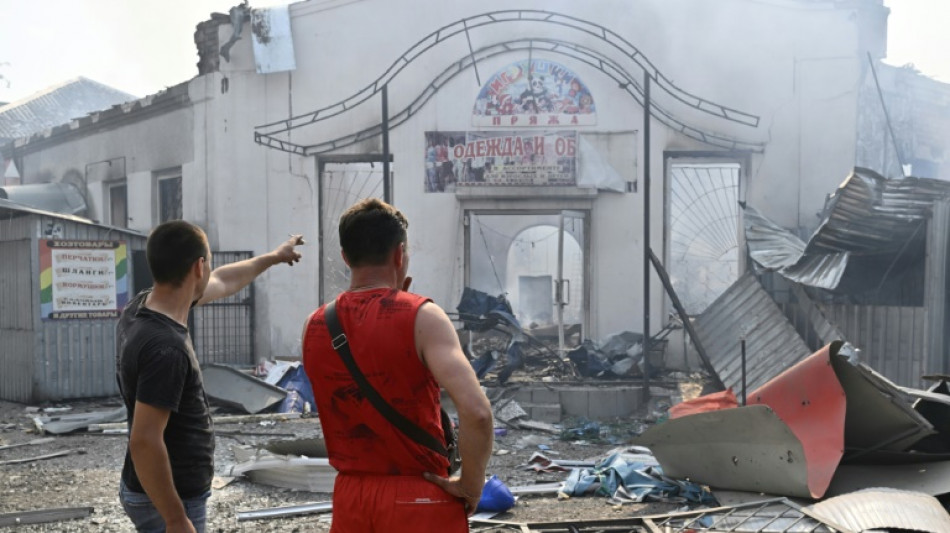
[0, 331, 35, 403]
[0, 77, 136, 141]
[808, 168, 950, 255]
[807, 488, 950, 533]
[745, 169, 950, 291]
[744, 203, 849, 290]
[820, 303, 929, 388]
[0, 183, 87, 216]
[0, 237, 36, 403]
[35, 321, 122, 400]
[1, 208, 146, 402]
[693, 272, 811, 393]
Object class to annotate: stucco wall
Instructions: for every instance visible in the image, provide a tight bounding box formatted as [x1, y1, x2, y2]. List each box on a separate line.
[12, 0, 888, 361]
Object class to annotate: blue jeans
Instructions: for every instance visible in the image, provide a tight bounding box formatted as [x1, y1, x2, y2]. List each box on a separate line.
[119, 480, 210, 533]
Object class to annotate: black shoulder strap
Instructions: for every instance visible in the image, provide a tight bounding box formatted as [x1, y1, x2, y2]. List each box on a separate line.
[324, 299, 447, 457]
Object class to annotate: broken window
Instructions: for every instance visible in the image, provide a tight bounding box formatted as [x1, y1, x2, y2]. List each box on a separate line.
[156, 172, 182, 223]
[667, 162, 741, 314]
[319, 161, 386, 301]
[107, 182, 127, 228]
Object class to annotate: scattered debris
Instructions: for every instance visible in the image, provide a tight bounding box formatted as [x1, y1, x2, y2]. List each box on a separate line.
[636, 404, 816, 498]
[806, 488, 950, 533]
[90, 411, 302, 433]
[227, 445, 336, 492]
[559, 451, 716, 505]
[827, 459, 950, 497]
[0, 437, 54, 451]
[567, 331, 643, 379]
[508, 482, 563, 496]
[640, 341, 950, 499]
[202, 363, 288, 414]
[0, 449, 80, 466]
[0, 506, 94, 528]
[494, 399, 529, 425]
[523, 452, 593, 473]
[668, 388, 737, 419]
[516, 419, 559, 434]
[33, 406, 126, 435]
[236, 501, 332, 522]
[642, 498, 854, 533]
[471, 496, 853, 533]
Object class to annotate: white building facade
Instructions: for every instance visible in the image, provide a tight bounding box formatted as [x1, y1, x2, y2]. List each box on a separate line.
[5, 0, 889, 363]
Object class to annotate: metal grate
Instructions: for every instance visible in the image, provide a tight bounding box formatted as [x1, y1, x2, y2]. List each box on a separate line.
[470, 498, 851, 532]
[190, 251, 254, 365]
[668, 163, 740, 314]
[319, 163, 385, 302]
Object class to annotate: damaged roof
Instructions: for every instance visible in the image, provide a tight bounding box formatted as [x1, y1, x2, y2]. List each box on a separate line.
[0, 77, 137, 141]
[745, 167, 950, 290]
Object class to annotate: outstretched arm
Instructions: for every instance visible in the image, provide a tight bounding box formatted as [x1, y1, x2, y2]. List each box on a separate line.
[196, 235, 304, 306]
[416, 302, 493, 514]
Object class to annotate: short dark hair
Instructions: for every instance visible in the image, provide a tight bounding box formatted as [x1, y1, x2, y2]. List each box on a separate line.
[146, 220, 208, 286]
[338, 198, 408, 267]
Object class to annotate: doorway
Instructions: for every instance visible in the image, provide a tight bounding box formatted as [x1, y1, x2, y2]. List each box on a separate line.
[466, 210, 588, 343]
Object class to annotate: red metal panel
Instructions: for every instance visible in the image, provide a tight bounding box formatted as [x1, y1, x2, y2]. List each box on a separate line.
[750, 343, 846, 498]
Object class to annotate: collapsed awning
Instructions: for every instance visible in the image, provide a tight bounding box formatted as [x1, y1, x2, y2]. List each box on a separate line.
[744, 167, 950, 291]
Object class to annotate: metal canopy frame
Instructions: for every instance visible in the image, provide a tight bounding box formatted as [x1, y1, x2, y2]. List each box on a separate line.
[254, 10, 763, 155]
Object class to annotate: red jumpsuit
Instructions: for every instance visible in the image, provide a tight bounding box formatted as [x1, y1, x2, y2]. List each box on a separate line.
[303, 288, 467, 532]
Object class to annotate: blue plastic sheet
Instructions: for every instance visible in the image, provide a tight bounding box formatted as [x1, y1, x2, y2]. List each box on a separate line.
[561, 453, 717, 505]
[275, 364, 316, 414]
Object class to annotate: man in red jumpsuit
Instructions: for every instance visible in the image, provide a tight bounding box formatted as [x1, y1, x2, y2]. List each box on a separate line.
[302, 198, 494, 532]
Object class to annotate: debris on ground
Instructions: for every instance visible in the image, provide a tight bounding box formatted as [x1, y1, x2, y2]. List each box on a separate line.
[0, 506, 94, 528]
[202, 363, 289, 414]
[227, 443, 336, 492]
[32, 406, 126, 435]
[640, 339, 950, 523]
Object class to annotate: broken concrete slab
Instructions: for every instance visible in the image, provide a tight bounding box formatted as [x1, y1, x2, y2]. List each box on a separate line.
[202, 363, 288, 414]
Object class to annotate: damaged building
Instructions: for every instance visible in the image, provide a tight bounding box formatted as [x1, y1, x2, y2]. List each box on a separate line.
[2, 0, 948, 401]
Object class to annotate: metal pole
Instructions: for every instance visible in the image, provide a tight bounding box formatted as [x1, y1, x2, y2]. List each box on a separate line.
[382, 84, 391, 202]
[642, 72, 652, 402]
[557, 212, 566, 355]
[867, 52, 906, 177]
[741, 338, 747, 406]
